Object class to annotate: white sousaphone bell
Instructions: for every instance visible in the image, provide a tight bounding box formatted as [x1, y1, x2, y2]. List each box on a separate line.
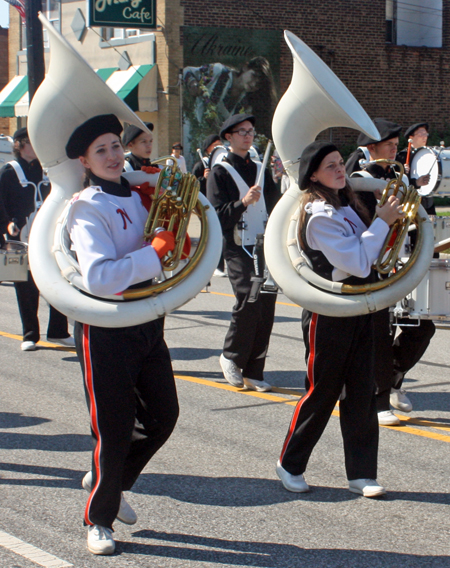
[27, 14, 222, 328]
[264, 30, 434, 317]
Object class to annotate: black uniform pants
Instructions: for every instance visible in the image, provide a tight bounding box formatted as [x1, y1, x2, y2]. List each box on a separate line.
[74, 318, 179, 530]
[373, 310, 435, 411]
[223, 250, 276, 381]
[14, 271, 69, 343]
[280, 310, 378, 481]
[392, 318, 436, 385]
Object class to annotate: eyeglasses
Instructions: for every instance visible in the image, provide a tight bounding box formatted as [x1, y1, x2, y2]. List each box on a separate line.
[230, 129, 256, 137]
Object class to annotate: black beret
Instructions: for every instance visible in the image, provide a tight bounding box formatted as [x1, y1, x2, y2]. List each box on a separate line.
[13, 127, 28, 141]
[122, 122, 153, 147]
[357, 118, 401, 146]
[298, 141, 339, 190]
[404, 122, 429, 139]
[219, 114, 255, 139]
[66, 114, 123, 159]
[202, 134, 220, 154]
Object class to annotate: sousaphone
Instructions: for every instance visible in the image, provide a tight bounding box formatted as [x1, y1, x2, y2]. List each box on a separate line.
[264, 31, 434, 317]
[27, 15, 222, 327]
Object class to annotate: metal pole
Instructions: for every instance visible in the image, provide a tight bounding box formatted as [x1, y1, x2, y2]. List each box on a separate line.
[25, 0, 45, 102]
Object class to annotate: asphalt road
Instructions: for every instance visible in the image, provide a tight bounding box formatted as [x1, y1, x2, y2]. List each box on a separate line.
[0, 275, 449, 568]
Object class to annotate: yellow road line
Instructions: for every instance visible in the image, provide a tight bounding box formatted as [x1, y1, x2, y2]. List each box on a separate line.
[174, 373, 450, 444]
[2, 328, 449, 443]
[0, 330, 76, 351]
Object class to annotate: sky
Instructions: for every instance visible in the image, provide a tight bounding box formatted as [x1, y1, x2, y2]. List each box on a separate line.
[0, 1, 9, 28]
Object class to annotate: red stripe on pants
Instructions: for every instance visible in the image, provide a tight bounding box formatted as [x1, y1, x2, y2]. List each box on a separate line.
[279, 313, 318, 463]
[82, 323, 102, 526]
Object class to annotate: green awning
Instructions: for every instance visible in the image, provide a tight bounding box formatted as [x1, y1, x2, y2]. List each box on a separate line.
[0, 64, 157, 118]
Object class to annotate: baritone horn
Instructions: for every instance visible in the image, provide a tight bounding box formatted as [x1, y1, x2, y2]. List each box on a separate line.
[27, 14, 222, 328]
[264, 30, 434, 317]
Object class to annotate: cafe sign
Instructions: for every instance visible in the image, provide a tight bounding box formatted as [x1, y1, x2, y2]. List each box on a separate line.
[87, 0, 156, 29]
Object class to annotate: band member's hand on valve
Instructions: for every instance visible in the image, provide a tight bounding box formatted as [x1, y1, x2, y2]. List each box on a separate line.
[150, 230, 175, 259]
[375, 195, 404, 226]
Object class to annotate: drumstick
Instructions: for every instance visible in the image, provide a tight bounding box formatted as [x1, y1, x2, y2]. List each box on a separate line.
[253, 140, 272, 207]
[256, 141, 272, 187]
[405, 138, 413, 167]
[197, 148, 208, 169]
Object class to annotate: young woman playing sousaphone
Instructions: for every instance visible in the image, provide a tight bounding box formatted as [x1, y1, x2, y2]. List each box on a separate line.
[276, 141, 404, 498]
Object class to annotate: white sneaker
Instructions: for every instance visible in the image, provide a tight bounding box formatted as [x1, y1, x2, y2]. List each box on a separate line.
[21, 341, 36, 351]
[349, 478, 386, 498]
[82, 472, 137, 525]
[87, 525, 115, 555]
[219, 354, 244, 387]
[276, 460, 309, 493]
[47, 336, 76, 347]
[213, 269, 227, 277]
[378, 410, 401, 426]
[243, 377, 272, 392]
[390, 388, 412, 412]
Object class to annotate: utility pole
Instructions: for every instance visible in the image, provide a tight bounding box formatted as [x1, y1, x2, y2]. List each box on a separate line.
[25, 0, 45, 102]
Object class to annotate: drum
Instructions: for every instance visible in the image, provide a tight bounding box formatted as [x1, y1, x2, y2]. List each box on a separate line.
[429, 215, 450, 248]
[0, 241, 29, 282]
[396, 259, 450, 321]
[410, 147, 450, 196]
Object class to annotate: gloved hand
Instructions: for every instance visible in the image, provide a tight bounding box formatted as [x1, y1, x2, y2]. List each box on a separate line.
[151, 230, 175, 259]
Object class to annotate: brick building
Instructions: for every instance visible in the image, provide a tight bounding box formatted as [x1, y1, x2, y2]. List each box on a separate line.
[1, 0, 448, 162]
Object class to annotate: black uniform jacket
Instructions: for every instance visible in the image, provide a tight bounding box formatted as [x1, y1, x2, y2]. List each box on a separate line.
[346, 149, 397, 218]
[192, 160, 207, 196]
[206, 151, 281, 254]
[0, 156, 50, 237]
[125, 154, 153, 171]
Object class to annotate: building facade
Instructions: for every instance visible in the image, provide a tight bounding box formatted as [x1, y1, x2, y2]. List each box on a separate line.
[2, 0, 449, 164]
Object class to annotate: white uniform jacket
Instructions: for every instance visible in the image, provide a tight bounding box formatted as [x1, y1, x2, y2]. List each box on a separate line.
[67, 181, 161, 297]
[305, 200, 390, 282]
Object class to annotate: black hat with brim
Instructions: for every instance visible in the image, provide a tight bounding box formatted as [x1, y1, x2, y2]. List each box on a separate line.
[13, 127, 28, 141]
[298, 141, 339, 190]
[357, 118, 402, 146]
[219, 114, 255, 139]
[66, 114, 123, 159]
[404, 122, 429, 139]
[202, 134, 221, 154]
[122, 122, 154, 147]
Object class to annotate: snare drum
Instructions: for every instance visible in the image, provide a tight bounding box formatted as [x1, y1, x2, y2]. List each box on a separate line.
[428, 215, 450, 248]
[410, 147, 450, 196]
[398, 259, 450, 321]
[0, 241, 29, 282]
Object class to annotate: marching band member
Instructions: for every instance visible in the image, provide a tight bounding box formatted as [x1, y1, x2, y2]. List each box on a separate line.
[0, 127, 74, 351]
[207, 114, 281, 392]
[346, 119, 435, 425]
[192, 134, 221, 196]
[122, 122, 155, 171]
[192, 134, 226, 276]
[396, 122, 434, 214]
[65, 114, 179, 555]
[277, 141, 403, 498]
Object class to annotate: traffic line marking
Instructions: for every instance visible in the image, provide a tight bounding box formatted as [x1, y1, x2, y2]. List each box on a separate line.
[0, 530, 73, 567]
[0, 331, 75, 351]
[174, 373, 450, 444]
[1, 328, 449, 444]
